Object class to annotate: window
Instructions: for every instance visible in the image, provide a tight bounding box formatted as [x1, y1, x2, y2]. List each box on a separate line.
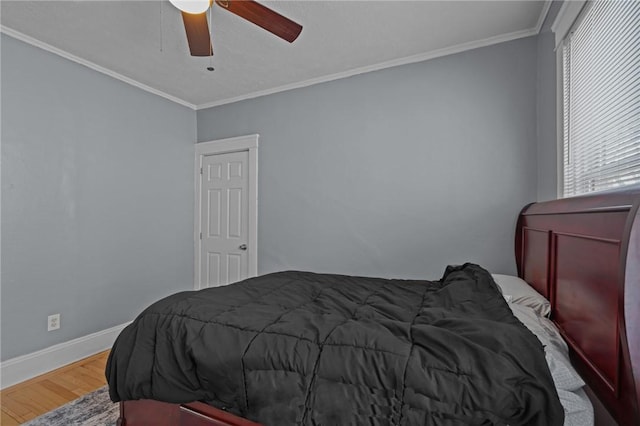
[557, 1, 639, 197]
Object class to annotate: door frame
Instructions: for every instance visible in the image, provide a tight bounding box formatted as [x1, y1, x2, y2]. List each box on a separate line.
[194, 134, 259, 289]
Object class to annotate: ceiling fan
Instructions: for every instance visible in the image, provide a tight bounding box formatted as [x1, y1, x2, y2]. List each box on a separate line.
[169, 0, 303, 57]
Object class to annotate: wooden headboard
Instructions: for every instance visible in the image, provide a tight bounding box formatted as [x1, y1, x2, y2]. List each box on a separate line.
[516, 188, 640, 426]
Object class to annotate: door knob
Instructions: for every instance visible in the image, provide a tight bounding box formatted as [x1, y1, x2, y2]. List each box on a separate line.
[239, 244, 247, 251]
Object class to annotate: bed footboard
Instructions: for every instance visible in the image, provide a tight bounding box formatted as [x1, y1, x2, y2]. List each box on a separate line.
[118, 400, 263, 426]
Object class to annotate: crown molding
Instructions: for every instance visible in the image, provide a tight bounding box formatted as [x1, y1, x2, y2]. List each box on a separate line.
[1, 26, 197, 110]
[195, 26, 539, 110]
[2, 13, 547, 113]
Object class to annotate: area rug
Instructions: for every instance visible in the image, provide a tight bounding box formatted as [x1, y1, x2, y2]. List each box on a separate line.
[23, 385, 118, 426]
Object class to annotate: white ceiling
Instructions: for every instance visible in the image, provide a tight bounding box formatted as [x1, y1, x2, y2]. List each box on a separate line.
[0, 1, 549, 109]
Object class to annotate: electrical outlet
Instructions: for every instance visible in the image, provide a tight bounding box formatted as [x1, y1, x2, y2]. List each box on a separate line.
[48, 314, 60, 331]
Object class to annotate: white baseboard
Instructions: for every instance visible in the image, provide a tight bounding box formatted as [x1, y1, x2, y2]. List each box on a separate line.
[0, 322, 131, 390]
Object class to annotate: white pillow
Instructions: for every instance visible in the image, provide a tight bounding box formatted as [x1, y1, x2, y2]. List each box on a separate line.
[507, 303, 585, 392]
[491, 274, 551, 317]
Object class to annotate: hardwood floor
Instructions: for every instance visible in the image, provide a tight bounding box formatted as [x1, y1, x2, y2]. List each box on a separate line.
[0, 351, 109, 425]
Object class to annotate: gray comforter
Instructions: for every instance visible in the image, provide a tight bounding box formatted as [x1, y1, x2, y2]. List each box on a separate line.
[106, 263, 563, 425]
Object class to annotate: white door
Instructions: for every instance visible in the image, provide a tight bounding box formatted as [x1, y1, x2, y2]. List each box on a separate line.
[195, 135, 258, 289]
[198, 150, 250, 288]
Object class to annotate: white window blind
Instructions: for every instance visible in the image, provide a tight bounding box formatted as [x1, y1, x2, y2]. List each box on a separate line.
[561, 0, 640, 197]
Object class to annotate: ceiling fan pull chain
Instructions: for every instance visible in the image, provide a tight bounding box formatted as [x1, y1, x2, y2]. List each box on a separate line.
[159, 0, 164, 53]
[207, 4, 214, 71]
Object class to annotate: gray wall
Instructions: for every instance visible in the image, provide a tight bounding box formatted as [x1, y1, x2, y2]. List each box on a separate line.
[1, 35, 196, 360]
[198, 37, 539, 280]
[1, 20, 555, 360]
[536, 1, 563, 201]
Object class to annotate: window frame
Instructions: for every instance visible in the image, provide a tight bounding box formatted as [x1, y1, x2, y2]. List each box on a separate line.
[553, 0, 587, 198]
[553, 0, 640, 198]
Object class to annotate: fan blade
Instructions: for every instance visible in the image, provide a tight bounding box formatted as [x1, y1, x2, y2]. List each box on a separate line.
[215, 0, 302, 43]
[181, 12, 213, 56]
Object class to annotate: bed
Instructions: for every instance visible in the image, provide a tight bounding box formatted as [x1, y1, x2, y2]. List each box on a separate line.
[106, 189, 640, 426]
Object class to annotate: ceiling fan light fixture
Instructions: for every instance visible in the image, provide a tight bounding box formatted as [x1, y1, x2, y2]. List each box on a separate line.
[169, 0, 211, 14]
